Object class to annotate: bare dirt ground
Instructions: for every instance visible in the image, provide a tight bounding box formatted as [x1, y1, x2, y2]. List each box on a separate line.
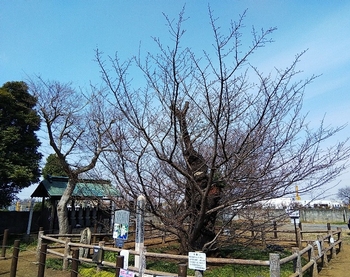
[1, 231, 350, 277]
[317, 230, 350, 277]
[0, 249, 71, 277]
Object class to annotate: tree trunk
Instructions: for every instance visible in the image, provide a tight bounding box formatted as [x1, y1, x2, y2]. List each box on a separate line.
[172, 102, 222, 252]
[57, 179, 76, 234]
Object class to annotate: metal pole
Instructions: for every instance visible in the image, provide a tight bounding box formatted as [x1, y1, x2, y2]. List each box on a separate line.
[26, 198, 35, 235]
[10, 240, 20, 277]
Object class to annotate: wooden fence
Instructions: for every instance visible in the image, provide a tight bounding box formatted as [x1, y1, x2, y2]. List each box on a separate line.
[34, 223, 343, 277]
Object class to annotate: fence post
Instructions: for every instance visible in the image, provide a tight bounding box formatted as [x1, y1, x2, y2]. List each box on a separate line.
[71, 248, 79, 277]
[327, 223, 331, 231]
[9, 240, 20, 277]
[1, 229, 9, 259]
[296, 228, 302, 249]
[115, 255, 124, 277]
[307, 242, 318, 277]
[273, 221, 278, 239]
[269, 253, 280, 277]
[261, 227, 266, 248]
[36, 230, 44, 263]
[96, 241, 105, 272]
[63, 237, 71, 270]
[336, 227, 342, 252]
[178, 263, 187, 277]
[162, 230, 166, 244]
[292, 247, 302, 276]
[317, 235, 328, 268]
[38, 243, 47, 277]
[299, 222, 303, 241]
[328, 230, 336, 259]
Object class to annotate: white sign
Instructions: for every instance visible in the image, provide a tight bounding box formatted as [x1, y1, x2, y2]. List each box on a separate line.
[286, 208, 300, 218]
[113, 210, 130, 240]
[188, 252, 206, 271]
[120, 250, 129, 269]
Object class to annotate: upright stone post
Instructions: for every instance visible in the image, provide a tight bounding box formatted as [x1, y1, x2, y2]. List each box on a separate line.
[269, 253, 280, 277]
[134, 195, 145, 272]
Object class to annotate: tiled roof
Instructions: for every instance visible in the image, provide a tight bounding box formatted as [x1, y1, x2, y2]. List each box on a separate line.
[31, 176, 120, 199]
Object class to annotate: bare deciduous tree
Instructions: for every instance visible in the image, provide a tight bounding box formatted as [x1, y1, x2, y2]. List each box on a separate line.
[29, 79, 117, 234]
[337, 186, 350, 205]
[97, 8, 350, 253]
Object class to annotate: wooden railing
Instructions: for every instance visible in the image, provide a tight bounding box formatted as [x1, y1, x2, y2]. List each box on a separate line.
[36, 225, 343, 277]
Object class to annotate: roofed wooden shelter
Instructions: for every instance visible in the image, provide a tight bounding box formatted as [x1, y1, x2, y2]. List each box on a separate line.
[31, 176, 120, 199]
[31, 176, 120, 233]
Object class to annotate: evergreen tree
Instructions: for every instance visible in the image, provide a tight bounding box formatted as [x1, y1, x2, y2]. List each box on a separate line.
[42, 154, 67, 178]
[0, 81, 42, 207]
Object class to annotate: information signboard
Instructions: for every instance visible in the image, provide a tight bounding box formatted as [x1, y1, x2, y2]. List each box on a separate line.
[113, 210, 130, 240]
[188, 252, 206, 271]
[286, 208, 300, 224]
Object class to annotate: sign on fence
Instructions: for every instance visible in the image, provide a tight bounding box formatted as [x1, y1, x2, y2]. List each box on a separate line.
[188, 252, 206, 271]
[119, 269, 135, 277]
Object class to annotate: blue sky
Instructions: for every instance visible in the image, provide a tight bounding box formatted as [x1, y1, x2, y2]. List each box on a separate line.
[1, 1, 350, 200]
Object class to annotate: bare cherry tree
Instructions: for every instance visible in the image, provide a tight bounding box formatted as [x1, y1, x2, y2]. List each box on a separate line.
[97, 8, 350, 253]
[29, 79, 117, 234]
